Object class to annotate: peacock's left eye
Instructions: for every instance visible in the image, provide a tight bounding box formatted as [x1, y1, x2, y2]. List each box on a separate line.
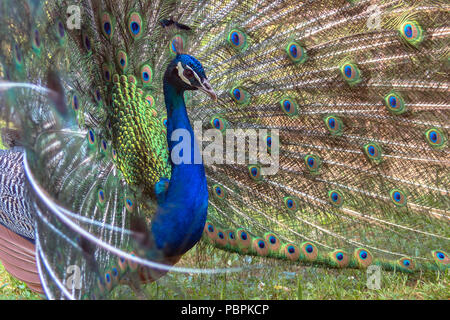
[183, 69, 194, 78]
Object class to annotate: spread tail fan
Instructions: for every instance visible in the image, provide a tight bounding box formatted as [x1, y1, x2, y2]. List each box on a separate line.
[0, 0, 448, 299]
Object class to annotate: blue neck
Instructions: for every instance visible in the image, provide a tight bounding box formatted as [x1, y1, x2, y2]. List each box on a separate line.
[150, 82, 208, 258]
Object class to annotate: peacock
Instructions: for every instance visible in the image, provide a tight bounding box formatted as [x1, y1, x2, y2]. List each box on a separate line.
[0, 0, 448, 300]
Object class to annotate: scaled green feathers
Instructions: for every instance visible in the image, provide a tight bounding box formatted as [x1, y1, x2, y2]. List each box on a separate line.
[111, 75, 170, 196]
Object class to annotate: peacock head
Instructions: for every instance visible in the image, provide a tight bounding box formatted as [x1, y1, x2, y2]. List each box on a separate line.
[165, 54, 217, 101]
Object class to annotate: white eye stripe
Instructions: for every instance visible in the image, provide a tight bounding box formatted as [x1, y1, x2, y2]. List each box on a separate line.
[176, 62, 191, 85]
[176, 62, 203, 86]
[190, 66, 202, 84]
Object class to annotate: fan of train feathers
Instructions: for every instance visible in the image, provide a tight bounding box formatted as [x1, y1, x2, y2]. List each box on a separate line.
[0, 0, 449, 299]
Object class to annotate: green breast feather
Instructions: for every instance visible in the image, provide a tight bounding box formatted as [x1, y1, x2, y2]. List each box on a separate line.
[111, 75, 171, 196]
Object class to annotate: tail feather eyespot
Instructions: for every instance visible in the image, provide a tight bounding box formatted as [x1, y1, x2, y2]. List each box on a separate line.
[431, 250, 449, 266]
[127, 252, 138, 271]
[87, 129, 96, 149]
[55, 21, 66, 44]
[248, 164, 262, 181]
[340, 62, 361, 85]
[363, 143, 383, 164]
[283, 196, 299, 212]
[236, 228, 251, 249]
[284, 244, 300, 261]
[330, 250, 349, 267]
[140, 64, 153, 86]
[117, 50, 128, 72]
[124, 197, 135, 213]
[104, 272, 113, 290]
[252, 238, 269, 256]
[230, 86, 250, 105]
[101, 12, 115, 39]
[384, 91, 406, 115]
[280, 97, 299, 117]
[31, 29, 41, 54]
[425, 128, 447, 149]
[328, 190, 344, 208]
[204, 221, 217, 240]
[324, 115, 343, 135]
[399, 21, 424, 45]
[397, 257, 415, 271]
[210, 115, 227, 133]
[354, 248, 373, 268]
[300, 242, 318, 262]
[286, 41, 307, 64]
[71, 93, 80, 111]
[102, 63, 112, 82]
[215, 229, 228, 247]
[389, 189, 407, 207]
[228, 29, 248, 51]
[97, 188, 106, 207]
[212, 184, 226, 199]
[128, 12, 144, 39]
[304, 154, 322, 174]
[227, 230, 237, 246]
[264, 233, 281, 252]
[118, 256, 128, 272]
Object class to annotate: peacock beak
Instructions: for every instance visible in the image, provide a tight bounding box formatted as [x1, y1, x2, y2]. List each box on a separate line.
[197, 78, 217, 101]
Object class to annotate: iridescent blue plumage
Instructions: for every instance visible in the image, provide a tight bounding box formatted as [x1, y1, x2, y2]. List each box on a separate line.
[151, 55, 210, 257]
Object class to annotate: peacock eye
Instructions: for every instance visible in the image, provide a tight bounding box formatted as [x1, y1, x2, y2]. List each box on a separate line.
[183, 69, 194, 78]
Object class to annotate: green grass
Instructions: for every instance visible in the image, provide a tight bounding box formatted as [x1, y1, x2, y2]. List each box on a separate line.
[0, 244, 448, 300]
[0, 262, 43, 300]
[110, 245, 450, 300]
